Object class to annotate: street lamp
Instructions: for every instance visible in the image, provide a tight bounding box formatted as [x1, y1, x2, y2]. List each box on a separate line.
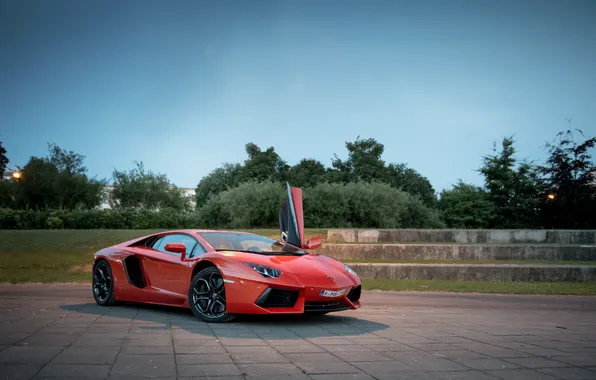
[12, 171, 22, 180]
[547, 193, 556, 200]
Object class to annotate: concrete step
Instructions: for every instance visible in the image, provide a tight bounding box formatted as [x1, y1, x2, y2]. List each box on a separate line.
[349, 263, 596, 282]
[327, 229, 596, 244]
[318, 243, 596, 261]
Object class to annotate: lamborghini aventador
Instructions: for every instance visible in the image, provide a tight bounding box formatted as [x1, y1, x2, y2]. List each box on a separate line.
[91, 184, 362, 322]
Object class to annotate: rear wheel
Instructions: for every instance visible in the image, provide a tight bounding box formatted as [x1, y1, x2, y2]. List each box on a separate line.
[92, 260, 117, 306]
[189, 267, 235, 323]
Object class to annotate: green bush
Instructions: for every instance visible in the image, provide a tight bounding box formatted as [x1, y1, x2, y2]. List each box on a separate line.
[46, 216, 64, 229]
[304, 182, 444, 228]
[197, 181, 444, 229]
[198, 181, 285, 229]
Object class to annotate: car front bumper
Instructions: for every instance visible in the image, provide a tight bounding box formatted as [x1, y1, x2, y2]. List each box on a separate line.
[221, 273, 362, 315]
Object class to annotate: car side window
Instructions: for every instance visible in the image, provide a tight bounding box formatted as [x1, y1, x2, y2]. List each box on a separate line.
[149, 237, 164, 250]
[153, 234, 198, 256]
[190, 242, 206, 258]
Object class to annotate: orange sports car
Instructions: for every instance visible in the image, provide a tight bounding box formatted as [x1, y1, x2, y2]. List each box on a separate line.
[91, 184, 362, 322]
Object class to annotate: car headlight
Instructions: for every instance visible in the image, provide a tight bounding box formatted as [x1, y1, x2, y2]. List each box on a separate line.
[245, 263, 282, 278]
[344, 264, 358, 277]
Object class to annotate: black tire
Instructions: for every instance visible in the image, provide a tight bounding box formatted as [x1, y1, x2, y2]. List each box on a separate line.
[92, 260, 117, 306]
[189, 266, 235, 323]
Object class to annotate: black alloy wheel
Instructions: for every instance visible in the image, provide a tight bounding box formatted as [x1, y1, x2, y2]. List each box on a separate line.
[189, 266, 235, 323]
[92, 260, 117, 306]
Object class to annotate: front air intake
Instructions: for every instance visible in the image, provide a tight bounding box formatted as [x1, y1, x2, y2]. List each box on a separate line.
[304, 301, 350, 313]
[255, 288, 299, 308]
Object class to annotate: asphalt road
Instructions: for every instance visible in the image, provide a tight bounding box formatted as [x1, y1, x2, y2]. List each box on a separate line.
[0, 284, 595, 379]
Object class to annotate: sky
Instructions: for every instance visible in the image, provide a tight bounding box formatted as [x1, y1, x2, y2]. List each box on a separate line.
[1, 0, 595, 192]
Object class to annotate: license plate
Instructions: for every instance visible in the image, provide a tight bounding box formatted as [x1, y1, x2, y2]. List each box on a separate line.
[320, 289, 346, 297]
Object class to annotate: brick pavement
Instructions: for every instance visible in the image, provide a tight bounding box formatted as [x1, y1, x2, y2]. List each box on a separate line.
[0, 285, 595, 379]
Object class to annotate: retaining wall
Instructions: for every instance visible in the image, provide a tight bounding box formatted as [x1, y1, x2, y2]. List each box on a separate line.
[318, 244, 596, 261]
[327, 229, 596, 244]
[350, 263, 596, 282]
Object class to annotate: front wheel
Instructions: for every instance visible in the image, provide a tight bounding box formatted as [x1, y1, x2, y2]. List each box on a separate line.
[92, 260, 117, 306]
[189, 267, 235, 323]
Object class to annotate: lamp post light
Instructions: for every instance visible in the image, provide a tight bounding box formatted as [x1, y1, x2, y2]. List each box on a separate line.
[12, 171, 22, 180]
[547, 193, 555, 200]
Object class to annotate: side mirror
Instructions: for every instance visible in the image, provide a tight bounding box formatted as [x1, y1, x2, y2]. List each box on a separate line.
[304, 237, 322, 250]
[164, 243, 187, 259]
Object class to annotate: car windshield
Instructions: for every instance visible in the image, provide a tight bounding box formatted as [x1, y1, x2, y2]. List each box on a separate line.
[197, 232, 307, 255]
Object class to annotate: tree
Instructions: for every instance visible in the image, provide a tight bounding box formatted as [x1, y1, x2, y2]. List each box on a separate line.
[194, 143, 289, 207]
[111, 161, 190, 211]
[539, 129, 596, 228]
[386, 163, 437, 207]
[0, 140, 8, 175]
[195, 163, 243, 207]
[14, 157, 60, 210]
[47, 143, 86, 176]
[330, 137, 387, 183]
[438, 181, 495, 228]
[478, 137, 541, 228]
[0, 140, 12, 208]
[240, 143, 288, 183]
[0, 180, 15, 208]
[11, 144, 104, 210]
[286, 159, 327, 188]
[47, 143, 104, 209]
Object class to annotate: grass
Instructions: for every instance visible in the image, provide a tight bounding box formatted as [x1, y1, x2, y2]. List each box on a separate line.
[362, 279, 596, 295]
[335, 242, 594, 246]
[1, 229, 594, 296]
[0, 229, 326, 284]
[343, 259, 596, 266]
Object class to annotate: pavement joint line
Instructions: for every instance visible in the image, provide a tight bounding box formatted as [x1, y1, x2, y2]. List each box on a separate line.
[246, 323, 314, 379]
[25, 305, 106, 380]
[211, 321, 244, 378]
[298, 323, 384, 380]
[168, 310, 179, 380]
[104, 306, 137, 379]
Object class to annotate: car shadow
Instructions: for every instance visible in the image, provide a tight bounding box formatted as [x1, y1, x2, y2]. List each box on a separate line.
[60, 302, 389, 339]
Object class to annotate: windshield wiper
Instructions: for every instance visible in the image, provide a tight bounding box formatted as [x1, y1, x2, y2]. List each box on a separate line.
[214, 249, 259, 253]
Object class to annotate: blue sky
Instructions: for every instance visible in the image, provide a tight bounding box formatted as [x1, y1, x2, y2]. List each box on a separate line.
[1, 0, 595, 192]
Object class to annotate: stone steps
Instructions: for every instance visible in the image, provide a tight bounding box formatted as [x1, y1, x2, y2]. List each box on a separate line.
[322, 229, 596, 282]
[349, 263, 596, 282]
[327, 229, 596, 244]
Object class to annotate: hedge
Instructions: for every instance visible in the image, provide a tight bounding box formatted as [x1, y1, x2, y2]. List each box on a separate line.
[0, 181, 445, 229]
[0, 208, 201, 230]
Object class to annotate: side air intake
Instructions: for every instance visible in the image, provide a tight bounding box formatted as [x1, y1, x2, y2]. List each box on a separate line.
[347, 285, 361, 303]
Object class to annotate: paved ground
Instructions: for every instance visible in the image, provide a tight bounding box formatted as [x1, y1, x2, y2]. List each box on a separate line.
[1, 285, 595, 380]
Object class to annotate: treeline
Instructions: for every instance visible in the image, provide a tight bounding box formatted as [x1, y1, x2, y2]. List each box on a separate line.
[0, 144, 192, 212]
[194, 131, 596, 229]
[0, 129, 595, 229]
[0, 182, 442, 229]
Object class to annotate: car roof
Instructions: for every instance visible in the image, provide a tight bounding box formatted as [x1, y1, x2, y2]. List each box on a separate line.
[116, 229, 259, 248]
[147, 229, 259, 236]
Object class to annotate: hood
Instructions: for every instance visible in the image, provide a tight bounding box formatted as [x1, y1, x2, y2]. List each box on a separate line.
[224, 250, 355, 286]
